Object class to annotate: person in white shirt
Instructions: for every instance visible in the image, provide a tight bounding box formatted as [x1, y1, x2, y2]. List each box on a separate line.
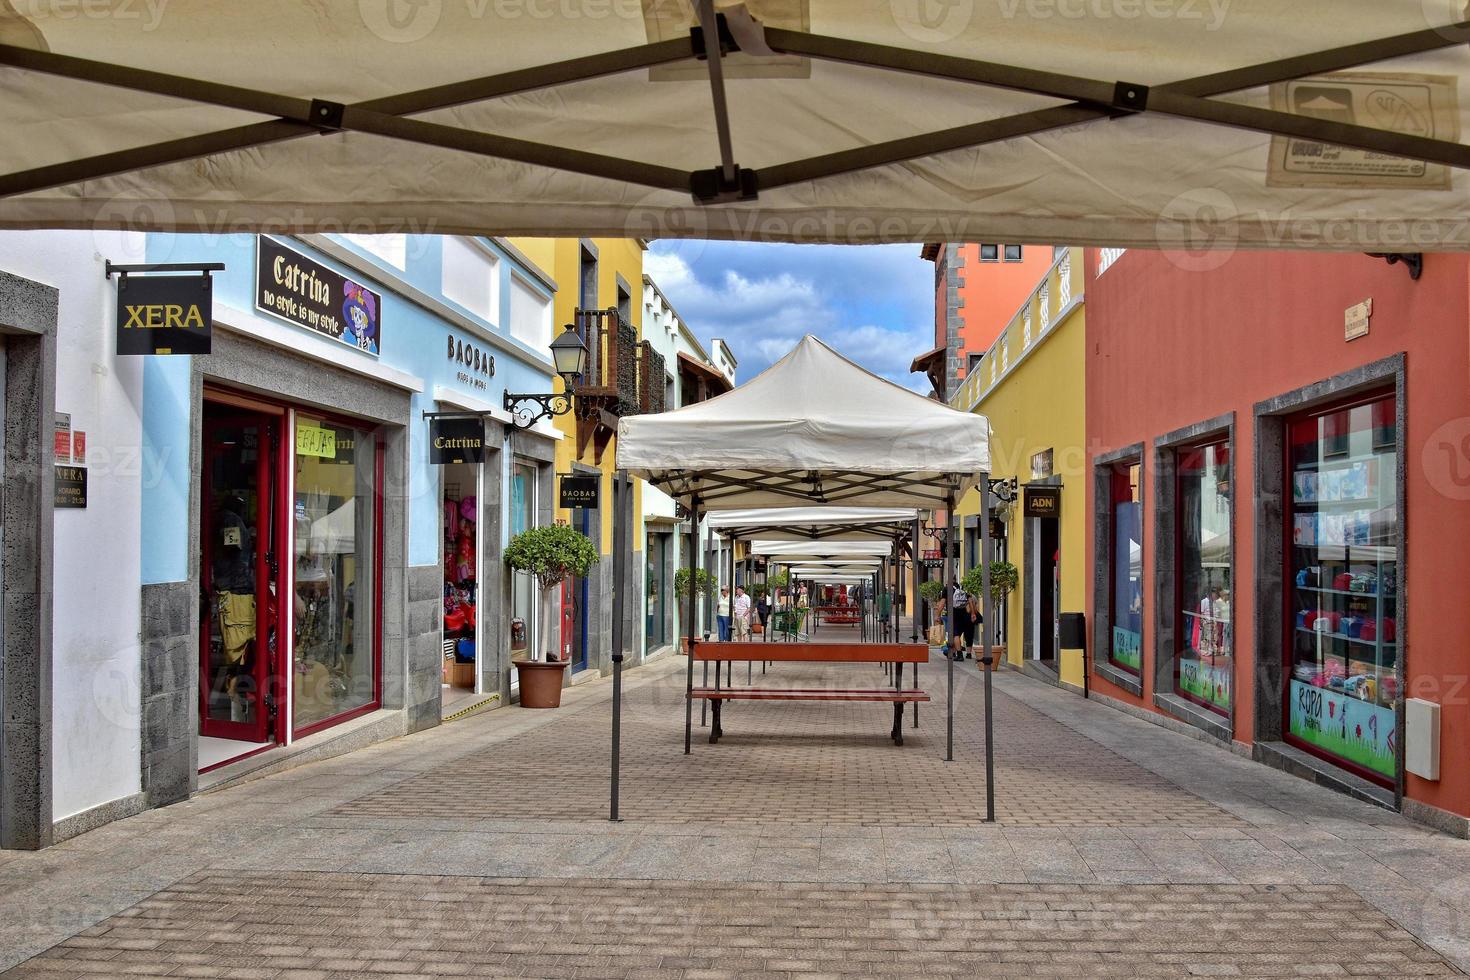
[732, 586, 752, 641]
[717, 587, 732, 641]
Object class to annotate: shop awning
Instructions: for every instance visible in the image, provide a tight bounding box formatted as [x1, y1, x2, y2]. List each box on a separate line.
[619, 335, 990, 509]
[3, 2, 1469, 248]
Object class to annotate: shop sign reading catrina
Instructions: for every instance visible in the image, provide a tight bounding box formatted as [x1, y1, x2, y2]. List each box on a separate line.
[255, 236, 382, 356]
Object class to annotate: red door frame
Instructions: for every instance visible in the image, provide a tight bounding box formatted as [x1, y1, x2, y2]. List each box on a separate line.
[198, 407, 288, 745]
[200, 387, 386, 747]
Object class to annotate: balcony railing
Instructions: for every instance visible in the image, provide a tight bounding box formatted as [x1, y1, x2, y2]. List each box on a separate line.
[950, 245, 1085, 413]
[569, 307, 667, 459]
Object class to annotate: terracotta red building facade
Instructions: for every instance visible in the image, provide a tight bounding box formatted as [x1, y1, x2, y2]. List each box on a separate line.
[1085, 247, 1470, 835]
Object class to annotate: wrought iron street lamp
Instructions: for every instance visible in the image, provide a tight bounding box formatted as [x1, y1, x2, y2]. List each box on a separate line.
[503, 323, 589, 429]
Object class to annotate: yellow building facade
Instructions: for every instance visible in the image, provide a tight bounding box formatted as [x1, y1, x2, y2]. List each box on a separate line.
[508, 238, 647, 671]
[953, 248, 1087, 690]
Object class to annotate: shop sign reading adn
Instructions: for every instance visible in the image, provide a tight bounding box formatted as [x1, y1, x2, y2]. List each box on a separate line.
[1025, 487, 1061, 518]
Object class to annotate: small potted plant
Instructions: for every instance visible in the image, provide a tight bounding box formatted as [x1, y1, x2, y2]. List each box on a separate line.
[504, 524, 599, 708]
[962, 560, 1019, 660]
[674, 567, 715, 653]
[918, 579, 948, 645]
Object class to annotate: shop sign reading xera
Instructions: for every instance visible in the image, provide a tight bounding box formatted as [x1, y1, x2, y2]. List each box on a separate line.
[256, 236, 382, 356]
[115, 274, 213, 355]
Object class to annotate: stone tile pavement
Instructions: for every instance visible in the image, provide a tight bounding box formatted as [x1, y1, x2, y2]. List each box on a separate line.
[1, 651, 1468, 978]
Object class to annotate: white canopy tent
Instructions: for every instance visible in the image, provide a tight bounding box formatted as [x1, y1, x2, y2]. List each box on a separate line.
[620, 336, 990, 509]
[752, 541, 893, 558]
[619, 334, 993, 783]
[708, 507, 918, 542]
[3, 2, 1470, 250]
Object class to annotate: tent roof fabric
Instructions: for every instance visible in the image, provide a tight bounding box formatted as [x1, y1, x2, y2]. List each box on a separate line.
[751, 540, 894, 557]
[706, 507, 916, 542]
[618, 336, 989, 508]
[4, 2, 1469, 248]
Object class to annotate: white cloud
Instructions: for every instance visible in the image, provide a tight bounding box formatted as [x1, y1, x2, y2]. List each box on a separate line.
[646, 241, 934, 391]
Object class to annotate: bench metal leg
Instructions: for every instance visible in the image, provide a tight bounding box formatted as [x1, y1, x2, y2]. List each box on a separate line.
[709, 697, 723, 743]
[700, 661, 708, 727]
[912, 662, 919, 729]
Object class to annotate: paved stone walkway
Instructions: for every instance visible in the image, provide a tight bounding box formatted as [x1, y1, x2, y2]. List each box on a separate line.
[2, 652, 1468, 979]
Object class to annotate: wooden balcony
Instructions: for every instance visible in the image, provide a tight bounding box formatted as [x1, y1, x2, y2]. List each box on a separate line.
[570, 308, 665, 463]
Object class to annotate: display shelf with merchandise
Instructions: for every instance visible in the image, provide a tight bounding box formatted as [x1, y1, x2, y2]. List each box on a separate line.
[1285, 394, 1398, 784]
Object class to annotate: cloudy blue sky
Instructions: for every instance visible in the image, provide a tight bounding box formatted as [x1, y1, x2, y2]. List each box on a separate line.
[644, 240, 934, 390]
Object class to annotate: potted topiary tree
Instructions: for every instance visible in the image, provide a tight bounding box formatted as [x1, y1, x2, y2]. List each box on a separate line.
[504, 524, 599, 708]
[674, 567, 715, 653]
[918, 579, 948, 646]
[962, 560, 1019, 659]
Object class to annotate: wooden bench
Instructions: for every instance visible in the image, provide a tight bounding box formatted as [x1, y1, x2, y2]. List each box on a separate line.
[689, 642, 930, 745]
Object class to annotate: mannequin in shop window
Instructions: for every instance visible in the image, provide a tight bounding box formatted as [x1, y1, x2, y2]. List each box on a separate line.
[211, 495, 257, 724]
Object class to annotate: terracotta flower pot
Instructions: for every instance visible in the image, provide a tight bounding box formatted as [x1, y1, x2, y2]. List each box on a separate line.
[513, 658, 570, 708]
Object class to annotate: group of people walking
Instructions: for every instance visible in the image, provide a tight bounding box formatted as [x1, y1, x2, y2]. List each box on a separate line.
[716, 585, 771, 641]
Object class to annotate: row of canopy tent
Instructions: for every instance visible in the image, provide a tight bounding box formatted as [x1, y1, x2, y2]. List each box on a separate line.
[3, 2, 1470, 252]
[612, 335, 999, 819]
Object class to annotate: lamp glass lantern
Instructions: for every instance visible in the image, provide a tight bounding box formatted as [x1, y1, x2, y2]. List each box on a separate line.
[551, 323, 589, 384]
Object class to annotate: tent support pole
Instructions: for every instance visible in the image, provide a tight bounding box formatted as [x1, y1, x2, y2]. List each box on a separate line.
[684, 496, 701, 754]
[911, 520, 921, 729]
[702, 528, 713, 726]
[609, 469, 629, 821]
[945, 493, 955, 763]
[728, 543, 735, 684]
[981, 475, 996, 823]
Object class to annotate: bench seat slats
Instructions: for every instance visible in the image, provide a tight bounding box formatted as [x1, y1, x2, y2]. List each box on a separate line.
[691, 688, 930, 703]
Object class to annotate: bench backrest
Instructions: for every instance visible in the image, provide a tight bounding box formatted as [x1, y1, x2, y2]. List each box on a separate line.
[691, 641, 928, 664]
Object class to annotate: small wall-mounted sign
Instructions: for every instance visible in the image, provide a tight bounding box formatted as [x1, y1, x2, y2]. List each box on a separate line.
[1344, 298, 1372, 342]
[1031, 448, 1054, 480]
[988, 516, 1007, 540]
[116, 274, 213, 355]
[54, 412, 71, 463]
[559, 474, 600, 509]
[1024, 487, 1061, 518]
[55, 465, 87, 509]
[429, 416, 486, 465]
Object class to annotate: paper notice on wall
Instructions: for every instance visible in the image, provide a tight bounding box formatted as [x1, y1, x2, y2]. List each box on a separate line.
[72, 431, 87, 466]
[1268, 73, 1459, 190]
[54, 412, 71, 463]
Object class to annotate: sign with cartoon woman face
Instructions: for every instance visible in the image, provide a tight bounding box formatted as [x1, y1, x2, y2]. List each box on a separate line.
[255, 236, 383, 356]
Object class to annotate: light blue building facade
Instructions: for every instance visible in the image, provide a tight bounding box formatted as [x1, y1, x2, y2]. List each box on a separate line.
[137, 230, 560, 801]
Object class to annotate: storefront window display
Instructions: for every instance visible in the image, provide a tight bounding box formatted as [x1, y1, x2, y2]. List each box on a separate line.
[1109, 462, 1144, 674]
[292, 414, 381, 734]
[647, 533, 667, 648]
[510, 462, 537, 660]
[1177, 442, 1232, 716]
[1287, 394, 1398, 784]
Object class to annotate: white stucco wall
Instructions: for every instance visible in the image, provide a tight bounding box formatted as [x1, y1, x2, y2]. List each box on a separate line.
[0, 230, 147, 822]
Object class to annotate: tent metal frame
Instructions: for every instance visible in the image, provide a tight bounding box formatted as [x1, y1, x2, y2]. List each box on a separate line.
[3, 17, 1469, 207]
